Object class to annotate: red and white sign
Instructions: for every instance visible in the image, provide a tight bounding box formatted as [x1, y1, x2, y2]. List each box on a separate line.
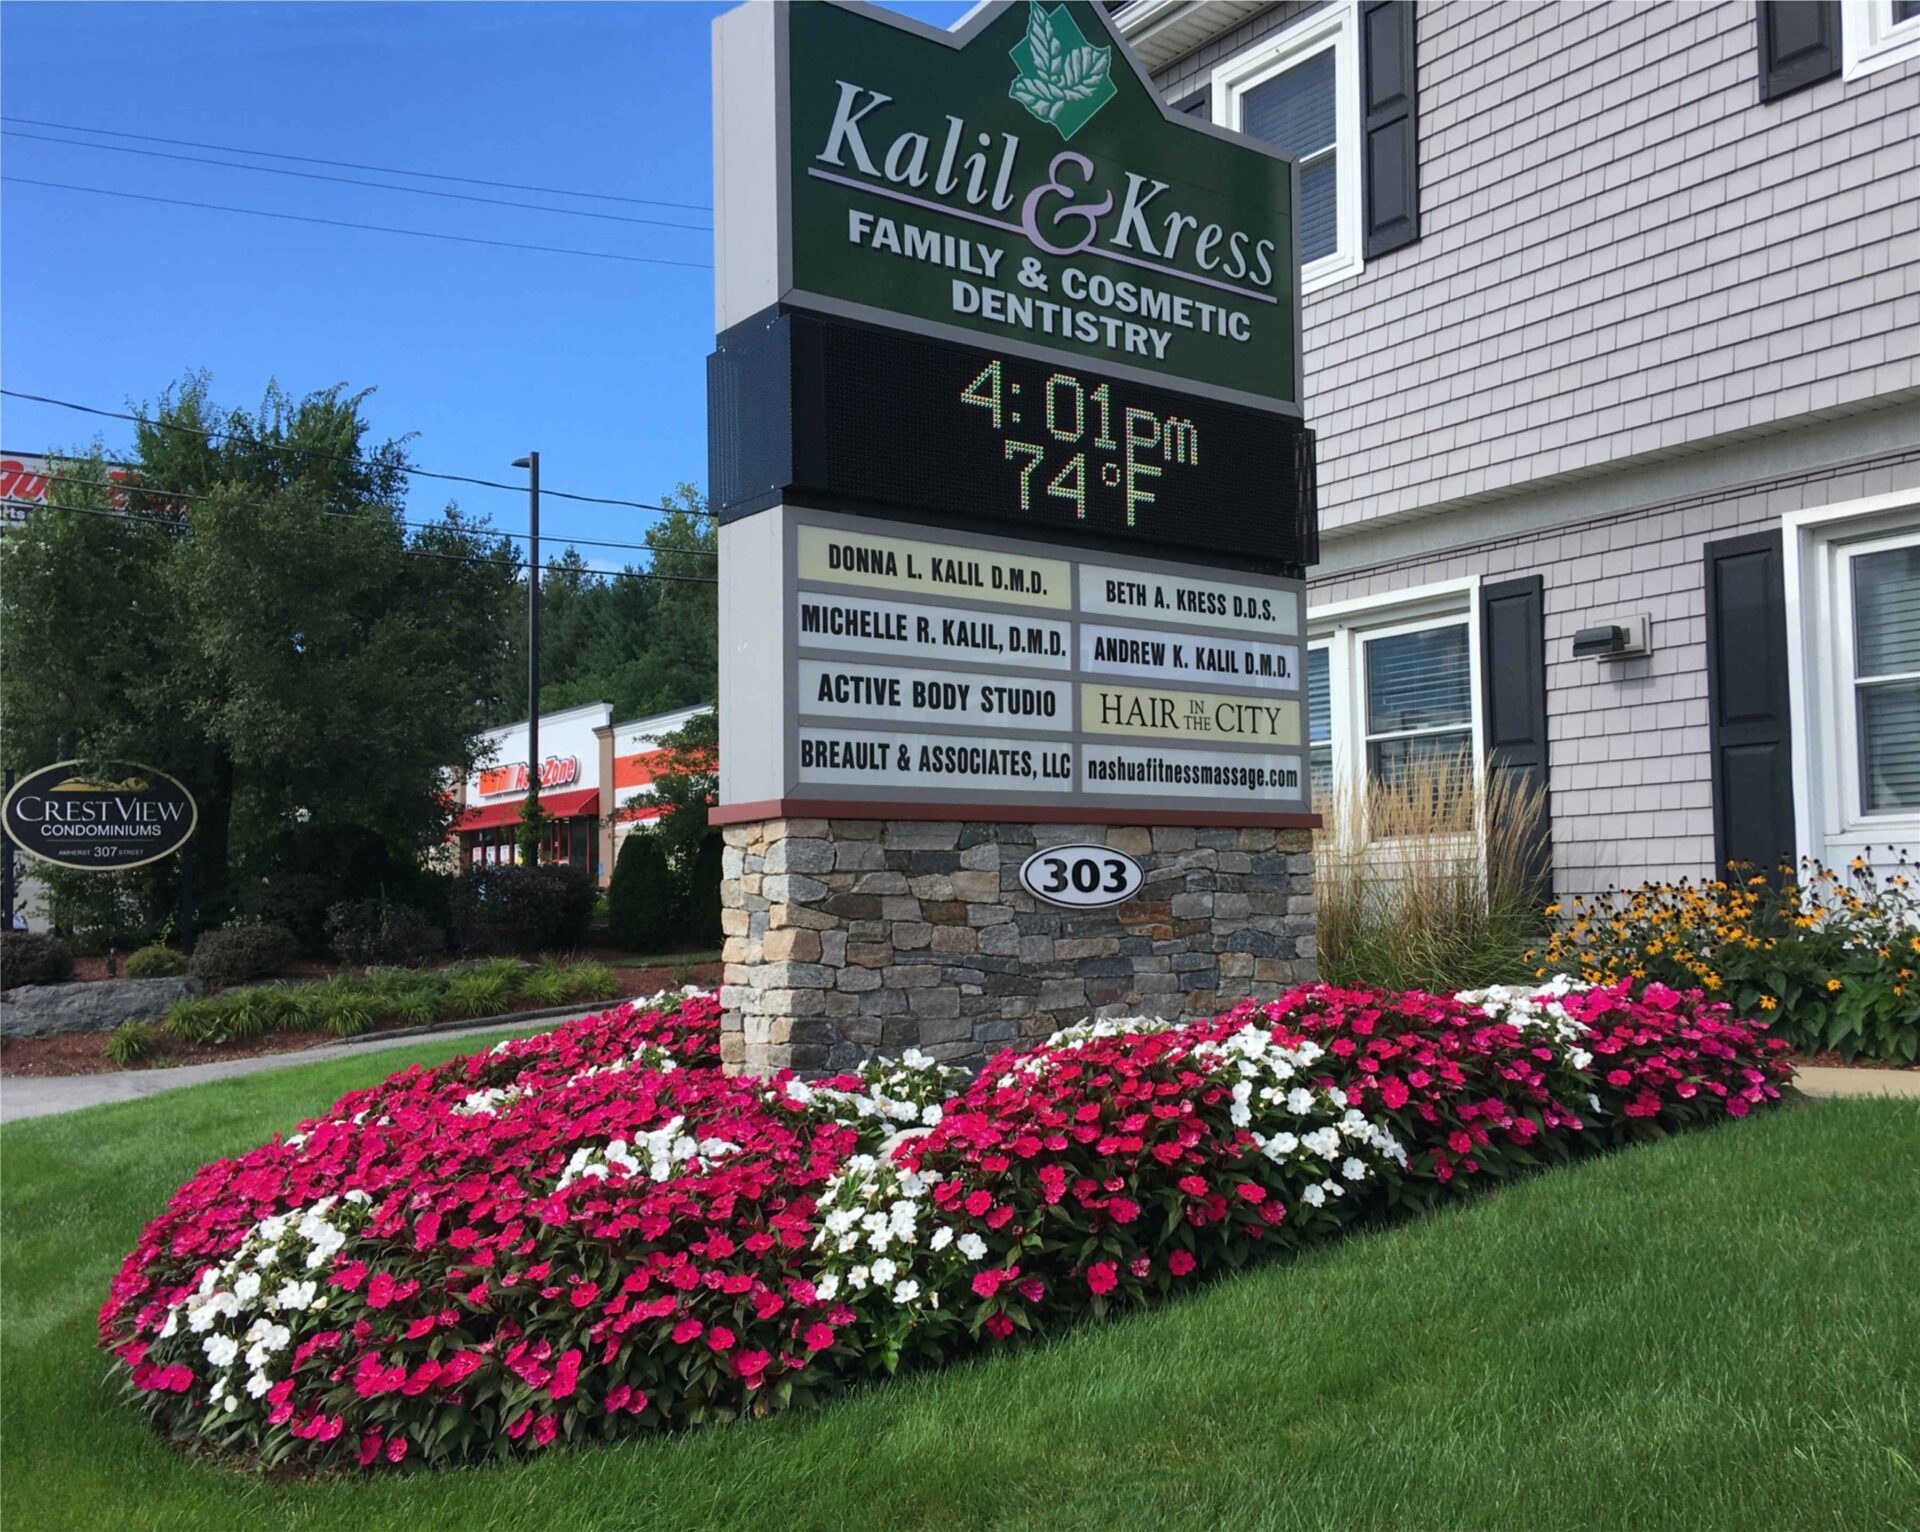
[477, 755, 580, 799]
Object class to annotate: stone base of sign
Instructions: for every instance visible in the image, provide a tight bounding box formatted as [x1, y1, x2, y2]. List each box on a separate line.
[717, 818, 1315, 1077]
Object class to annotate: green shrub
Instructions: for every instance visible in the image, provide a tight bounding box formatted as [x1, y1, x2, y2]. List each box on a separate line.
[163, 994, 266, 1047]
[106, 1020, 161, 1067]
[679, 832, 724, 945]
[447, 864, 596, 955]
[559, 959, 620, 1003]
[512, 965, 571, 1009]
[189, 925, 298, 989]
[606, 831, 675, 952]
[122, 944, 188, 980]
[440, 968, 518, 1020]
[1541, 851, 1920, 1062]
[302, 977, 375, 1038]
[324, 899, 443, 968]
[1, 931, 74, 989]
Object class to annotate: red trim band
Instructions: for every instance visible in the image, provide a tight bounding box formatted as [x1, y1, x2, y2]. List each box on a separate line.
[708, 798, 1321, 830]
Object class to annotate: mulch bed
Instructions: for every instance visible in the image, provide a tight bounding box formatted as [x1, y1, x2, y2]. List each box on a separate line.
[0, 962, 720, 1079]
[1787, 1050, 1920, 1072]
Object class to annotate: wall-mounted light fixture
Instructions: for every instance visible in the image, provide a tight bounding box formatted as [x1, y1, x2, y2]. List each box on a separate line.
[1571, 613, 1652, 661]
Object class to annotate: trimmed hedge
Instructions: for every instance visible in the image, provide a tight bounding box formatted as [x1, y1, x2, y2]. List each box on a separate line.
[448, 864, 596, 955]
[0, 931, 74, 989]
[123, 944, 189, 980]
[324, 899, 443, 968]
[188, 924, 299, 989]
[606, 832, 675, 952]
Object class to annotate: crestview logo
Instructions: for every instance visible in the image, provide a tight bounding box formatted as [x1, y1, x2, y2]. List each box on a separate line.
[478, 755, 580, 798]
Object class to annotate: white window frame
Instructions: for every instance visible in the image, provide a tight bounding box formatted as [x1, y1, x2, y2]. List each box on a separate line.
[1783, 490, 1920, 868]
[1211, 0, 1363, 295]
[1308, 577, 1482, 828]
[1842, 0, 1920, 80]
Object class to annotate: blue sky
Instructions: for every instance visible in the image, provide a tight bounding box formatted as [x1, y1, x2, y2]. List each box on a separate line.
[1, 0, 969, 563]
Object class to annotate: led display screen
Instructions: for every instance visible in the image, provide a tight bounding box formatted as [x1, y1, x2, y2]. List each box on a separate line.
[710, 311, 1316, 575]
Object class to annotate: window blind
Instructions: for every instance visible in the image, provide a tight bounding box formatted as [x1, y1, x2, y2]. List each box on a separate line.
[1365, 624, 1470, 735]
[1853, 544, 1920, 678]
[1242, 50, 1339, 262]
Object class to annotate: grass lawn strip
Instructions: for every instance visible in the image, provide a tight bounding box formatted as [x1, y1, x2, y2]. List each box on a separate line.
[1, 1027, 1914, 1531]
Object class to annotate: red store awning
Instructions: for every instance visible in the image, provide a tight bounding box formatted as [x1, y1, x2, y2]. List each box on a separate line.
[456, 786, 599, 832]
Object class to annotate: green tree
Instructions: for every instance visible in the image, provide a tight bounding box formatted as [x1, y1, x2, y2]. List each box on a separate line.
[0, 374, 518, 934]
[492, 485, 717, 726]
[629, 706, 721, 944]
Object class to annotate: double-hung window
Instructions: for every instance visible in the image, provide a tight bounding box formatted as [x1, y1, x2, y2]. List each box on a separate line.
[1213, 2, 1362, 292]
[1845, 537, 1920, 816]
[1308, 584, 1481, 821]
[1784, 497, 1920, 871]
[1843, 0, 1920, 78]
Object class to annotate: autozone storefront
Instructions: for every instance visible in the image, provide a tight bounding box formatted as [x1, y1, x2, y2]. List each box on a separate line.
[452, 703, 711, 886]
[455, 703, 608, 878]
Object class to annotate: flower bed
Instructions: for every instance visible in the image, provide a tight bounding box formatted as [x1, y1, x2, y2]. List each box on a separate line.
[99, 978, 1790, 1471]
[1537, 854, 1920, 1062]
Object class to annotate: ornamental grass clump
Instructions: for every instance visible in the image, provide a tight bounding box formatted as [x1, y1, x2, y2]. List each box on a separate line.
[1537, 851, 1920, 1061]
[101, 980, 1790, 1472]
[1314, 755, 1547, 993]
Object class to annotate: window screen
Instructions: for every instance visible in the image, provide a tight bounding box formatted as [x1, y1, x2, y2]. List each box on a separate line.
[1364, 623, 1472, 785]
[1853, 543, 1920, 812]
[1241, 49, 1339, 262]
[1307, 645, 1332, 800]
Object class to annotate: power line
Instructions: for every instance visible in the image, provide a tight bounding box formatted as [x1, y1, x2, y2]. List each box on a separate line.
[0, 115, 712, 213]
[2, 389, 721, 520]
[25, 499, 719, 585]
[39, 468, 718, 561]
[2, 177, 713, 270]
[3, 129, 711, 232]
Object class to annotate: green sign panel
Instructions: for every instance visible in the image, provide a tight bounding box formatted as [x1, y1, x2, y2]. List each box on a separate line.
[772, 1, 1300, 414]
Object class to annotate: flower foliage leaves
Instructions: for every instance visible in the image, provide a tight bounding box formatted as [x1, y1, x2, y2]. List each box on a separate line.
[100, 978, 1791, 1471]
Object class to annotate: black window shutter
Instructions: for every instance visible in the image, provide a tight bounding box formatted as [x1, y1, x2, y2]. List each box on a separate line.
[1703, 531, 1798, 879]
[1360, 0, 1420, 258]
[1480, 576, 1551, 901]
[1757, 1, 1840, 103]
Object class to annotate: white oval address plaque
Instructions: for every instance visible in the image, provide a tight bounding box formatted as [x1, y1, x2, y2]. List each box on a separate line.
[1018, 844, 1145, 910]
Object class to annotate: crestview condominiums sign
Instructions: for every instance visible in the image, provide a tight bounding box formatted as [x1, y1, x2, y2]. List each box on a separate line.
[2, 760, 197, 870]
[713, 0, 1301, 413]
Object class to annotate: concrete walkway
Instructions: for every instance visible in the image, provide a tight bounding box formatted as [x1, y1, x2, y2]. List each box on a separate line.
[0, 1010, 603, 1125]
[1791, 1066, 1920, 1100]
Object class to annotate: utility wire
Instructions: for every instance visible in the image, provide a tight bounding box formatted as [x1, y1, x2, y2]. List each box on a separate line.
[27, 499, 719, 585]
[3, 130, 711, 232]
[0, 115, 712, 212]
[39, 468, 718, 560]
[2, 389, 722, 520]
[3, 177, 713, 270]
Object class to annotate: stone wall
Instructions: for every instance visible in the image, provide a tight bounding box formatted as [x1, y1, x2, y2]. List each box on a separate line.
[718, 818, 1315, 1076]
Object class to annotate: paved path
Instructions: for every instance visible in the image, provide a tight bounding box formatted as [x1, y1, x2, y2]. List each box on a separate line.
[1791, 1066, 1920, 1100]
[0, 1011, 601, 1125]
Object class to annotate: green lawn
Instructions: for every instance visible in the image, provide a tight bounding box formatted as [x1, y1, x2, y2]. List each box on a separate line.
[4, 1040, 1918, 1532]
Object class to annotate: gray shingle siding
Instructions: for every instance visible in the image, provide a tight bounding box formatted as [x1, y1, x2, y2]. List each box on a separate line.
[1154, 1, 1920, 533]
[1309, 443, 1920, 895]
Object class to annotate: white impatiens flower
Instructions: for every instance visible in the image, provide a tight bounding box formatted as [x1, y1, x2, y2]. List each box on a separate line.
[1342, 1157, 1368, 1182]
[202, 1333, 239, 1368]
[1285, 1087, 1315, 1116]
[956, 1232, 987, 1261]
[232, 1272, 262, 1304]
[870, 1257, 898, 1285]
[274, 1280, 318, 1312]
[893, 1279, 921, 1304]
[814, 1273, 841, 1302]
[1301, 1184, 1326, 1208]
[929, 1226, 954, 1252]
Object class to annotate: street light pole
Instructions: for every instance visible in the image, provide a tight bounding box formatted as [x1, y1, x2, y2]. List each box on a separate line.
[514, 452, 541, 865]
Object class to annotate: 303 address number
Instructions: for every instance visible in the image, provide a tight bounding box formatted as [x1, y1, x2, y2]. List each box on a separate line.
[1017, 844, 1145, 909]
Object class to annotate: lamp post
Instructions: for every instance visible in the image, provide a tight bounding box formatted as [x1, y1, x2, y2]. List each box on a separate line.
[513, 453, 542, 864]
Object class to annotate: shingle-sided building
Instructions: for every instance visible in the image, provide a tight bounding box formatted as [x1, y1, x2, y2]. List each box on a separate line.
[1114, 0, 1920, 893]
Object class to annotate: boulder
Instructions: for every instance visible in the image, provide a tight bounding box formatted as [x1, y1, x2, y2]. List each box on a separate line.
[0, 976, 202, 1038]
